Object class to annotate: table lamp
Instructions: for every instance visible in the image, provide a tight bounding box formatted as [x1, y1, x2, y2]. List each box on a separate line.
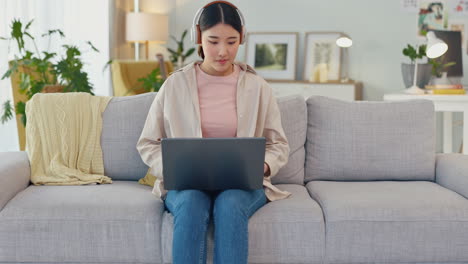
[336, 34, 353, 82]
[405, 31, 448, 94]
[126, 12, 168, 60]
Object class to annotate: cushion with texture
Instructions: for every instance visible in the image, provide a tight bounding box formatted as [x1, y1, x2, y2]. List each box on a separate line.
[101, 93, 156, 181]
[307, 181, 468, 263]
[0, 181, 164, 263]
[305, 96, 435, 182]
[273, 95, 307, 185]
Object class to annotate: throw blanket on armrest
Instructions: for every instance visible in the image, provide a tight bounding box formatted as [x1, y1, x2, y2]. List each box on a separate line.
[25, 92, 112, 185]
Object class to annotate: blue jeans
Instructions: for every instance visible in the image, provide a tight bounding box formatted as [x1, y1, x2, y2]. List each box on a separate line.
[164, 189, 266, 264]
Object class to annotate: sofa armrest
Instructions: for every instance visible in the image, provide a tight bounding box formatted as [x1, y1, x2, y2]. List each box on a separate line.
[436, 153, 468, 199]
[0, 151, 30, 211]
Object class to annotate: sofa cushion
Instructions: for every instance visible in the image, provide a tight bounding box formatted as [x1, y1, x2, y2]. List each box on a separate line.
[0, 181, 164, 263]
[273, 95, 307, 185]
[161, 185, 325, 264]
[307, 181, 468, 263]
[102, 93, 156, 181]
[305, 96, 435, 182]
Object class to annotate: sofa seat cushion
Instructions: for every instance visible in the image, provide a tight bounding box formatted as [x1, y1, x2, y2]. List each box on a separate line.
[161, 184, 325, 264]
[0, 181, 164, 263]
[307, 181, 468, 264]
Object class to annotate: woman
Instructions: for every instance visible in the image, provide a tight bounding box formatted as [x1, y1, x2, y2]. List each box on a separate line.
[137, 1, 290, 263]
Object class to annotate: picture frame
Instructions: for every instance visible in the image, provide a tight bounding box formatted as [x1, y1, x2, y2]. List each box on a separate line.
[245, 32, 298, 81]
[303, 32, 342, 82]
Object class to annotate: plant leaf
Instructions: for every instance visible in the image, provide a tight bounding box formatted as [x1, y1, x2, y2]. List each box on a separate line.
[11, 19, 25, 51]
[15, 101, 26, 116]
[86, 41, 99, 52]
[42, 29, 65, 38]
[102, 59, 113, 72]
[167, 48, 177, 55]
[19, 73, 31, 92]
[184, 47, 195, 58]
[25, 19, 34, 30]
[1, 100, 14, 124]
[443, 61, 456, 68]
[24, 32, 35, 41]
[1, 62, 18, 80]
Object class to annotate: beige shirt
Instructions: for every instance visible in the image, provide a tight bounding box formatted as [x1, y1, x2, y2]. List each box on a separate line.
[136, 61, 291, 201]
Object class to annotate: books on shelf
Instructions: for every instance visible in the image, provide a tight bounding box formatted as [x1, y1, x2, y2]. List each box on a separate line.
[429, 89, 466, 95]
[425, 84, 464, 90]
[425, 83, 466, 95]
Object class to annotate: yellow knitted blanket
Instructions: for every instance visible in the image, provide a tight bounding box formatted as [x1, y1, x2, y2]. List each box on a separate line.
[25, 92, 113, 185]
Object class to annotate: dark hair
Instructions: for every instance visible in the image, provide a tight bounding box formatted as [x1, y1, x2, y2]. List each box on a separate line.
[197, 2, 243, 59]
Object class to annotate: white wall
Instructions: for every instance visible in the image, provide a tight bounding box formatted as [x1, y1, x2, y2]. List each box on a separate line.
[172, 0, 468, 152]
[173, 0, 468, 99]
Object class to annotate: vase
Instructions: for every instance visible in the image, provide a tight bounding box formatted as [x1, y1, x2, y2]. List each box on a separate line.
[401, 63, 432, 88]
[431, 72, 450, 85]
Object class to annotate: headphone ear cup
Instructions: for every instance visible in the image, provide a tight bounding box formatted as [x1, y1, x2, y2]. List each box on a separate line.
[241, 26, 246, 44]
[196, 25, 202, 44]
[190, 26, 196, 44]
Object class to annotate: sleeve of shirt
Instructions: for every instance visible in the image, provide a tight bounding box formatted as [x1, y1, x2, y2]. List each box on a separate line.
[262, 81, 290, 178]
[136, 80, 168, 180]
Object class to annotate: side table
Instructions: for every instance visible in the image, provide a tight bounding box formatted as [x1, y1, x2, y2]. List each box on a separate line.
[383, 93, 468, 154]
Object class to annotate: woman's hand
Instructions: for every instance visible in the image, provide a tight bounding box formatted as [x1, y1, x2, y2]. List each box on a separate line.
[264, 162, 270, 176]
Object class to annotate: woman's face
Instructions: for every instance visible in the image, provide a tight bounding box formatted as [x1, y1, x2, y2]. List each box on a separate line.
[200, 23, 240, 76]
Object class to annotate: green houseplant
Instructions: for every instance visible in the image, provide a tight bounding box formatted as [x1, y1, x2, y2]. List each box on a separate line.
[167, 29, 196, 69]
[428, 56, 456, 78]
[137, 67, 164, 93]
[401, 43, 432, 88]
[402, 44, 427, 63]
[1, 19, 98, 126]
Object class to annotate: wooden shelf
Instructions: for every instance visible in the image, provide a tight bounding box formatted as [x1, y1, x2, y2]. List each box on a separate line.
[268, 81, 363, 101]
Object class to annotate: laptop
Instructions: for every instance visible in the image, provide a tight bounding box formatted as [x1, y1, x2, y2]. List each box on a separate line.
[161, 137, 266, 191]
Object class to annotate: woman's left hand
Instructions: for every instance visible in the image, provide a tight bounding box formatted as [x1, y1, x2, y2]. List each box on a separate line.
[264, 162, 270, 176]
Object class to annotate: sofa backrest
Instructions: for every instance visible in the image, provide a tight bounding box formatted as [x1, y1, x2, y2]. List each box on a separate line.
[100, 93, 307, 183]
[273, 95, 307, 185]
[305, 96, 436, 182]
[102, 93, 156, 180]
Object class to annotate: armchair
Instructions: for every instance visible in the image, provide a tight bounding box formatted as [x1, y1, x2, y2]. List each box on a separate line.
[110, 60, 174, 96]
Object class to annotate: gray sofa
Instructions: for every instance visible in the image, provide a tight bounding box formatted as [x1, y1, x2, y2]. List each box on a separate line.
[1, 92, 468, 264]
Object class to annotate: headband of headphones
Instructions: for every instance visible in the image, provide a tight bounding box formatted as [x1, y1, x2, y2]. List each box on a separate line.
[191, 1, 246, 45]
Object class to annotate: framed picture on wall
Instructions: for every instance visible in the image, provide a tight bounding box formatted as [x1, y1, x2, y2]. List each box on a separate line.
[245, 32, 298, 81]
[303, 32, 342, 82]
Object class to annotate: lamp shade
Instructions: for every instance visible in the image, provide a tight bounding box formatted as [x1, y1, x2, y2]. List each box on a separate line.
[126, 13, 168, 43]
[426, 31, 448, 58]
[336, 35, 353, 48]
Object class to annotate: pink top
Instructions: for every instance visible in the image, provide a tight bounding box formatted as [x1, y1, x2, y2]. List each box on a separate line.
[196, 64, 240, 138]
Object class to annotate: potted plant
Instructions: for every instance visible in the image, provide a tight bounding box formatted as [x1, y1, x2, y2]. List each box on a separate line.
[428, 56, 456, 85]
[401, 44, 432, 88]
[137, 67, 164, 93]
[1, 19, 98, 125]
[167, 29, 196, 69]
[0, 19, 98, 150]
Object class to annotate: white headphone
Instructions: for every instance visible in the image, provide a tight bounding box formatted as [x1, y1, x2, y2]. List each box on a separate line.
[191, 1, 246, 45]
